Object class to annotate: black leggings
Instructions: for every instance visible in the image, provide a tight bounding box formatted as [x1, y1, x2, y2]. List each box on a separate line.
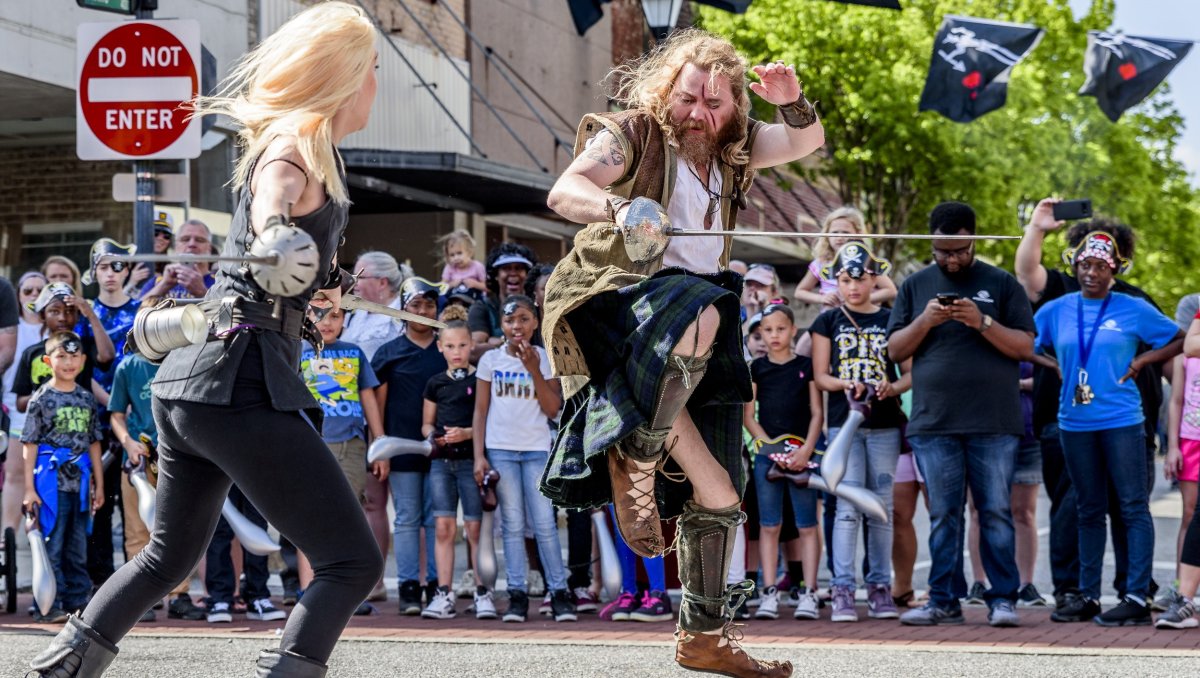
[1182, 488, 1200, 569]
[82, 389, 382, 662]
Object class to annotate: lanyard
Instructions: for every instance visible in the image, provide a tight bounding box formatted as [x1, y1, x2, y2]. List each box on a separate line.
[1076, 293, 1112, 375]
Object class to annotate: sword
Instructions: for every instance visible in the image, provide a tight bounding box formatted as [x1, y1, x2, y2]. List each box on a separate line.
[221, 499, 281, 556]
[340, 294, 446, 329]
[24, 512, 56, 616]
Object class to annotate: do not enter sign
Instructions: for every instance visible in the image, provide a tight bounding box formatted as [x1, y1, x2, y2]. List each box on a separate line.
[76, 20, 201, 160]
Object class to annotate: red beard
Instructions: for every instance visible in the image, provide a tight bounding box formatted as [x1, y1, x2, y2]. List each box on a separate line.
[672, 118, 737, 167]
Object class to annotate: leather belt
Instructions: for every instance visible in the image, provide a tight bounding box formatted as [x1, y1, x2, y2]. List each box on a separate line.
[198, 297, 309, 341]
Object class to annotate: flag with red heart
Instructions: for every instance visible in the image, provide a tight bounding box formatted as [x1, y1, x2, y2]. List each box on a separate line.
[1080, 31, 1193, 122]
[918, 15, 1044, 123]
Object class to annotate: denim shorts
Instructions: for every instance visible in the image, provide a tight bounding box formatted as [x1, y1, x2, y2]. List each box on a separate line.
[752, 454, 818, 529]
[1012, 438, 1043, 485]
[429, 457, 482, 521]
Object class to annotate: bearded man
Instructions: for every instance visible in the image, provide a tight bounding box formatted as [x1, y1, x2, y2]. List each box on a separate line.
[540, 29, 823, 677]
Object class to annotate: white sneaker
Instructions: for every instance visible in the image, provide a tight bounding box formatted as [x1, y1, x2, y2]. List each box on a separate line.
[421, 587, 457, 619]
[755, 586, 780, 620]
[474, 587, 498, 620]
[207, 601, 232, 623]
[794, 591, 820, 620]
[456, 570, 477, 599]
[246, 598, 286, 622]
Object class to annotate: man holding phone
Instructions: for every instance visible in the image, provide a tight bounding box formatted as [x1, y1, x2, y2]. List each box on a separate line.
[141, 219, 216, 302]
[888, 201, 1036, 627]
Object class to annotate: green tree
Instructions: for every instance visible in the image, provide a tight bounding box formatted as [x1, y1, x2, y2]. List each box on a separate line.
[701, 0, 1200, 308]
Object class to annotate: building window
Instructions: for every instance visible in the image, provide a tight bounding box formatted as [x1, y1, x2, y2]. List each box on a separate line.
[19, 222, 102, 275]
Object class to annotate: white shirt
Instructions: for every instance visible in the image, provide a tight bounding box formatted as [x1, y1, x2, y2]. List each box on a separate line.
[476, 344, 554, 453]
[663, 156, 724, 273]
[3, 318, 44, 434]
[340, 295, 403, 362]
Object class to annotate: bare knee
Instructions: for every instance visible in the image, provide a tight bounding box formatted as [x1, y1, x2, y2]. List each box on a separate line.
[435, 518, 457, 542]
[673, 305, 720, 357]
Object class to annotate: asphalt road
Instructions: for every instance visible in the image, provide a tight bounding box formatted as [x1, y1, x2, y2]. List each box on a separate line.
[2, 632, 1197, 678]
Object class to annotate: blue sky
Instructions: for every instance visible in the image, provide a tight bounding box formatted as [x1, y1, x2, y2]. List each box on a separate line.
[1067, 0, 1200, 183]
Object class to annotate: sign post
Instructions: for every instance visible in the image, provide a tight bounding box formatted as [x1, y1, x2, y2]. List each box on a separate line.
[77, 10, 199, 260]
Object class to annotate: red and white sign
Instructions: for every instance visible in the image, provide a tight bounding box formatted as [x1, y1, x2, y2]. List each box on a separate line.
[76, 20, 201, 160]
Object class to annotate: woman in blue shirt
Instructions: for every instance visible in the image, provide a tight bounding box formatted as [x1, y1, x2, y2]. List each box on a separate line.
[1033, 229, 1182, 627]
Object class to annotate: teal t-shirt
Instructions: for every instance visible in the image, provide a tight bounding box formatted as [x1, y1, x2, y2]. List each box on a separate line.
[108, 354, 161, 448]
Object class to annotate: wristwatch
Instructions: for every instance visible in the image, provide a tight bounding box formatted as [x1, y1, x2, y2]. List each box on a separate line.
[978, 315, 994, 333]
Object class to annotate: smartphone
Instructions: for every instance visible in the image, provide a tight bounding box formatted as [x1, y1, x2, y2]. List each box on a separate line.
[1052, 199, 1092, 221]
[936, 293, 960, 306]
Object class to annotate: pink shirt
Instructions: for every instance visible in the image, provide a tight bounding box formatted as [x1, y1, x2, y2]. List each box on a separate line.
[1182, 357, 1200, 441]
[442, 260, 486, 287]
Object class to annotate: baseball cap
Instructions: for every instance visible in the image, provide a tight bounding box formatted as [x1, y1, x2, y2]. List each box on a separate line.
[30, 282, 75, 313]
[743, 263, 777, 287]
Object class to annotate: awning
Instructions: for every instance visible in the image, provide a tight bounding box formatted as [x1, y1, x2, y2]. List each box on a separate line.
[341, 149, 555, 215]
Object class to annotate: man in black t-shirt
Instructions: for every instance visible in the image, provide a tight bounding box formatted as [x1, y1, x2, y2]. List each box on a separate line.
[1015, 199, 1165, 609]
[888, 202, 1036, 627]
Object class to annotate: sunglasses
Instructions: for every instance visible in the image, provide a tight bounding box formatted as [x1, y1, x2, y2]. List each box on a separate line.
[21, 287, 44, 296]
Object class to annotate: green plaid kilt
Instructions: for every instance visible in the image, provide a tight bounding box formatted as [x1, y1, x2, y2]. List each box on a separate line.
[539, 269, 752, 519]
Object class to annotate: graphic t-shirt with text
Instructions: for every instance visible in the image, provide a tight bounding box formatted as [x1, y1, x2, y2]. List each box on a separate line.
[476, 344, 554, 453]
[809, 307, 905, 430]
[301, 340, 380, 444]
[21, 383, 103, 491]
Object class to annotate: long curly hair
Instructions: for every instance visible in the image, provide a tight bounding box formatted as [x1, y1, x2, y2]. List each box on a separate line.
[606, 28, 751, 167]
[189, 2, 376, 205]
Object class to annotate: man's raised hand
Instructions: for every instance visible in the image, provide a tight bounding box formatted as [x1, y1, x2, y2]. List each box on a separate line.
[750, 61, 801, 106]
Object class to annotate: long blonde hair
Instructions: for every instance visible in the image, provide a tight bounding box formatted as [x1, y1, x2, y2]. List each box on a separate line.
[607, 28, 752, 167]
[190, 2, 376, 205]
[813, 206, 868, 263]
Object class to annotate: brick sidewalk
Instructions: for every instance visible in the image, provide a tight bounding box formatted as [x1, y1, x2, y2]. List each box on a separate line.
[4, 594, 1199, 655]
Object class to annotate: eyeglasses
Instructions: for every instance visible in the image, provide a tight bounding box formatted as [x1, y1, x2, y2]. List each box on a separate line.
[932, 243, 974, 260]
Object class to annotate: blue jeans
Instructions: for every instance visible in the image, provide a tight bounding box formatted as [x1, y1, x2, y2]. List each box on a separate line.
[909, 434, 1019, 607]
[388, 471, 437, 584]
[830, 427, 900, 589]
[45, 491, 91, 610]
[429, 458, 482, 521]
[752, 455, 818, 528]
[487, 449, 567, 593]
[1058, 423, 1153, 601]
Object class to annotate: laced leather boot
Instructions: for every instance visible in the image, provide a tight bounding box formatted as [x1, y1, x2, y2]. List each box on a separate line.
[27, 615, 118, 678]
[609, 350, 710, 558]
[675, 502, 793, 678]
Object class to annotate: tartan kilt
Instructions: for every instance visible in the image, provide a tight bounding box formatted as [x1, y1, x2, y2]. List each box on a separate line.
[539, 268, 752, 519]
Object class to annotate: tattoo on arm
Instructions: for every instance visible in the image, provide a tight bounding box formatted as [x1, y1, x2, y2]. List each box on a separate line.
[584, 136, 626, 167]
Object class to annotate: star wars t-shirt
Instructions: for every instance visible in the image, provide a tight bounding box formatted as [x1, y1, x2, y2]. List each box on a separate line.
[21, 383, 103, 491]
[809, 306, 905, 430]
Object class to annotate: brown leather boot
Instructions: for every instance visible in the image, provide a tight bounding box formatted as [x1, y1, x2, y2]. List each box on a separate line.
[675, 624, 793, 678]
[607, 448, 666, 558]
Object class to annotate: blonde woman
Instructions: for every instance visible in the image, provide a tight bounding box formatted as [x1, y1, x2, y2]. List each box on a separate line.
[29, 4, 381, 676]
[793, 207, 897, 309]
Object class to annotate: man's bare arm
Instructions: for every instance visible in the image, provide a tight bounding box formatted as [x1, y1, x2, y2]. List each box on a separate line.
[546, 133, 631, 225]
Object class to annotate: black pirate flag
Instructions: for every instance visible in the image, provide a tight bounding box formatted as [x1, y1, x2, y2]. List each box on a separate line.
[1080, 31, 1193, 122]
[825, 0, 902, 8]
[918, 16, 1044, 123]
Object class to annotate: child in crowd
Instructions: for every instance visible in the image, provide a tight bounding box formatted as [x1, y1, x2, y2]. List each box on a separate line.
[108, 352, 207, 622]
[743, 303, 824, 620]
[438, 230, 487, 300]
[810, 243, 910, 622]
[21, 331, 105, 623]
[599, 506, 674, 623]
[300, 305, 385, 615]
[2, 272, 45, 537]
[419, 307, 491, 620]
[472, 295, 574, 623]
[793, 207, 897, 310]
[14, 283, 113, 415]
[1164, 351, 1200, 605]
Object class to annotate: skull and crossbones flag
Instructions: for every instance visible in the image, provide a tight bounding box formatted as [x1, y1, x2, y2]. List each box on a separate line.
[918, 15, 1044, 123]
[1079, 31, 1193, 122]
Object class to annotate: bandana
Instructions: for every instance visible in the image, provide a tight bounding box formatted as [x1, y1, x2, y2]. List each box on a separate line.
[1062, 231, 1130, 274]
[760, 301, 795, 324]
[822, 242, 891, 280]
[502, 297, 536, 317]
[46, 336, 82, 355]
[81, 238, 136, 285]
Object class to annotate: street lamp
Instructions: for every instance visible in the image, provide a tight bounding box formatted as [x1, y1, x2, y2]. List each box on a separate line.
[641, 0, 684, 41]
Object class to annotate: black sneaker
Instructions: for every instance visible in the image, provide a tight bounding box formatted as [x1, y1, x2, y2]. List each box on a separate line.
[167, 594, 206, 621]
[1017, 583, 1047, 607]
[282, 578, 301, 607]
[34, 607, 70, 624]
[550, 589, 577, 622]
[138, 608, 157, 623]
[963, 581, 987, 606]
[1050, 595, 1100, 623]
[1053, 589, 1082, 611]
[399, 579, 423, 616]
[1095, 597, 1151, 627]
[503, 590, 529, 623]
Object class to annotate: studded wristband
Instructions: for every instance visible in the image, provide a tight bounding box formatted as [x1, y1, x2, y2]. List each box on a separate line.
[778, 93, 818, 129]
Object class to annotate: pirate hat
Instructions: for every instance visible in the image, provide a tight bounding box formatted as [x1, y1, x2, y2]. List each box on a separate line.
[81, 238, 137, 286]
[1061, 231, 1131, 275]
[821, 242, 891, 280]
[30, 282, 75, 314]
[400, 276, 445, 307]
